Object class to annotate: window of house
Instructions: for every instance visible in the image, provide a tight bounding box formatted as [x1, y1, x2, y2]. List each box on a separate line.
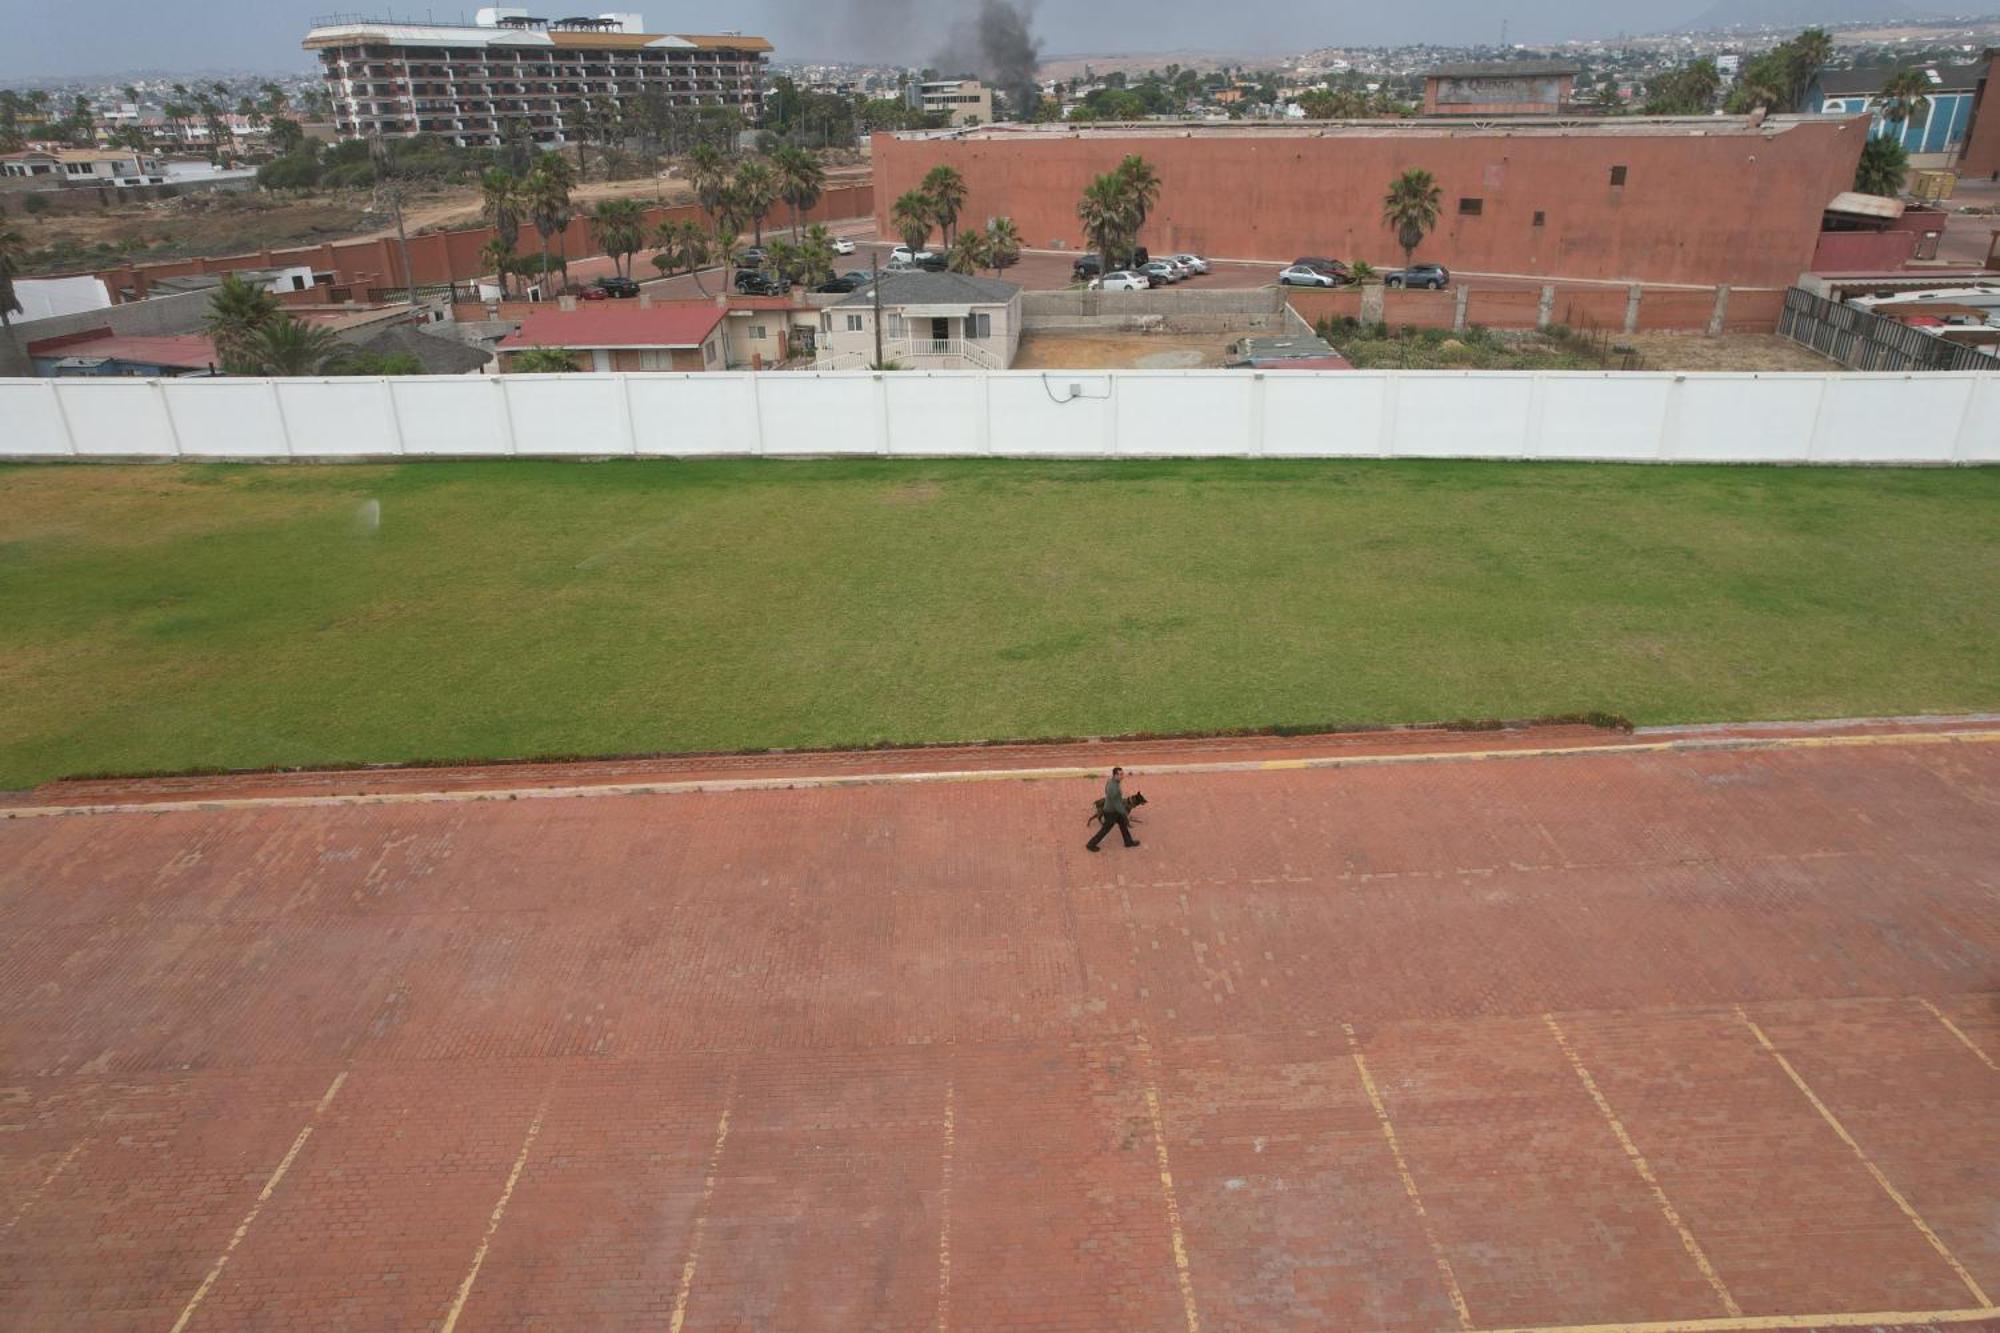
[639, 350, 672, 370]
[821, 312, 832, 333]
[1458, 197, 1483, 216]
[1533, 211, 1546, 227]
[970, 312, 992, 339]
[887, 314, 906, 340]
[845, 314, 864, 332]
[748, 325, 768, 340]
[1609, 165, 1627, 186]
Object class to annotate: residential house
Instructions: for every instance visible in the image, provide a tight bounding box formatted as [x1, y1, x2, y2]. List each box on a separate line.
[1421, 62, 1579, 116]
[1810, 64, 1984, 168]
[815, 272, 1022, 371]
[0, 147, 166, 184]
[497, 303, 727, 372]
[721, 296, 825, 368]
[27, 330, 219, 377]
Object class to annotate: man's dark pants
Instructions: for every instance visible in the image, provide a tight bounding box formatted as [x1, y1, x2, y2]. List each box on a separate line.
[1088, 812, 1138, 850]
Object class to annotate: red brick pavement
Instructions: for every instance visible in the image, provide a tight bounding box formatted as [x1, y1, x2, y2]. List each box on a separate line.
[1, 726, 1997, 1331]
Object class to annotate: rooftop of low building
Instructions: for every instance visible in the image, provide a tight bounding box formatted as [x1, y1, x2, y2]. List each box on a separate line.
[889, 114, 1851, 143]
[833, 272, 1021, 308]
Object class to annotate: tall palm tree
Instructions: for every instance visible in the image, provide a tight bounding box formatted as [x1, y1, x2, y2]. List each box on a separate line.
[891, 190, 936, 252]
[480, 237, 517, 297]
[1077, 172, 1130, 275]
[1382, 168, 1442, 268]
[686, 142, 731, 224]
[773, 145, 827, 239]
[1877, 67, 1933, 129]
[1115, 155, 1162, 237]
[247, 316, 342, 375]
[525, 164, 573, 294]
[948, 228, 993, 275]
[921, 165, 969, 243]
[0, 226, 25, 361]
[650, 218, 713, 296]
[202, 273, 280, 373]
[592, 198, 647, 279]
[480, 168, 523, 296]
[985, 216, 1022, 275]
[798, 224, 837, 287]
[1785, 28, 1834, 112]
[732, 158, 779, 245]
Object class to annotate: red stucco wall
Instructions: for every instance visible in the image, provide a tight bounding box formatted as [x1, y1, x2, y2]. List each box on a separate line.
[875, 123, 1868, 287]
[1959, 53, 2000, 179]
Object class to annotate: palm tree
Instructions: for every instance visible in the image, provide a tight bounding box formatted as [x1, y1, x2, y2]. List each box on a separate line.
[732, 158, 779, 245]
[480, 168, 523, 295]
[246, 316, 342, 375]
[948, 228, 993, 275]
[1382, 168, 1442, 268]
[592, 198, 647, 279]
[525, 163, 573, 294]
[1077, 172, 1130, 275]
[1855, 135, 1910, 197]
[797, 225, 837, 287]
[649, 218, 714, 295]
[0, 226, 25, 361]
[686, 142, 731, 224]
[1787, 28, 1834, 112]
[892, 190, 936, 252]
[772, 145, 826, 239]
[510, 347, 580, 373]
[202, 273, 280, 373]
[921, 165, 969, 243]
[1877, 67, 1933, 128]
[985, 216, 1022, 276]
[480, 237, 516, 298]
[1115, 156, 1162, 236]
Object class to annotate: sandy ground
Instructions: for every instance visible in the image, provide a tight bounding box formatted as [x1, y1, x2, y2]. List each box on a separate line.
[1618, 333, 1842, 372]
[1013, 331, 1238, 369]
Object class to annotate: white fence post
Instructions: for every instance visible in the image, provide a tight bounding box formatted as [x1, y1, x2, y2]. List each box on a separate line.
[1104, 372, 1121, 458]
[270, 381, 295, 458]
[1377, 375, 1400, 457]
[44, 381, 78, 456]
[979, 373, 993, 457]
[616, 374, 638, 456]
[384, 379, 408, 457]
[154, 380, 184, 458]
[494, 377, 517, 456]
[1248, 372, 1267, 458]
[748, 374, 768, 457]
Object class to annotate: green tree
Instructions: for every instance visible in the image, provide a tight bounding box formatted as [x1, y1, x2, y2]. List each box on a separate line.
[892, 190, 936, 252]
[327, 350, 426, 376]
[1855, 135, 1910, 197]
[1787, 28, 1834, 111]
[1877, 67, 1933, 127]
[510, 346, 580, 373]
[592, 198, 647, 279]
[798, 223, 838, 286]
[481, 168, 524, 296]
[772, 145, 826, 239]
[921, 164, 969, 243]
[1643, 59, 1721, 116]
[650, 217, 714, 296]
[732, 157, 779, 245]
[201, 273, 281, 373]
[268, 116, 307, 154]
[0, 225, 25, 341]
[1382, 168, 1442, 267]
[686, 142, 731, 225]
[1115, 155, 1162, 238]
[1077, 172, 1132, 275]
[525, 159, 574, 293]
[480, 236, 517, 297]
[245, 315, 342, 375]
[947, 228, 993, 275]
[985, 216, 1022, 276]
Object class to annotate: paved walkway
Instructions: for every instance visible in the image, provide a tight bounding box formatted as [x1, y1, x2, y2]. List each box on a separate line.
[1, 723, 1996, 1331]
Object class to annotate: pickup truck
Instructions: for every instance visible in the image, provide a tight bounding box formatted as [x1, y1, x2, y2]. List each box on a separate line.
[1384, 263, 1451, 290]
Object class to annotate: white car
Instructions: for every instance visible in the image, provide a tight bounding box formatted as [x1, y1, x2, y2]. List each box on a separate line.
[1162, 257, 1197, 279]
[1092, 271, 1150, 292]
[832, 237, 857, 255]
[888, 245, 939, 269]
[1278, 264, 1339, 288]
[1171, 253, 1210, 275]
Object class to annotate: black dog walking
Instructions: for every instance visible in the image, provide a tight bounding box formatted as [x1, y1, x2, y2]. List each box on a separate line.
[1087, 766, 1142, 852]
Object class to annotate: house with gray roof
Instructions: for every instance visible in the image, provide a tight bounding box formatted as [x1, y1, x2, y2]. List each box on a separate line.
[816, 272, 1023, 371]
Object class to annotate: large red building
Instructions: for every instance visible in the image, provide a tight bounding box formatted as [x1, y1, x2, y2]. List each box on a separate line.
[1960, 48, 2000, 179]
[875, 117, 1871, 288]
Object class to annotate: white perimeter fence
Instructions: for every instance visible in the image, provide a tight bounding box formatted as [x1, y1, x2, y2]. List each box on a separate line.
[3, 371, 1996, 464]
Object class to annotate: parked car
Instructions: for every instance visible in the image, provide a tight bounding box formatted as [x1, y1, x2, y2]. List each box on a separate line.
[1278, 264, 1341, 288]
[1158, 257, 1194, 280]
[889, 245, 940, 268]
[1384, 263, 1451, 290]
[1072, 247, 1150, 281]
[914, 251, 950, 272]
[591, 275, 640, 299]
[739, 246, 769, 268]
[734, 269, 787, 296]
[1292, 256, 1352, 283]
[840, 270, 872, 285]
[816, 275, 865, 294]
[1140, 260, 1181, 284]
[1091, 270, 1151, 292]
[1170, 253, 1210, 275]
[831, 237, 857, 255]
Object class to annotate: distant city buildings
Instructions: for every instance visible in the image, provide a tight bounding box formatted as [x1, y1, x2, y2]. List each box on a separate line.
[1421, 62, 1580, 116]
[910, 79, 993, 127]
[301, 8, 772, 148]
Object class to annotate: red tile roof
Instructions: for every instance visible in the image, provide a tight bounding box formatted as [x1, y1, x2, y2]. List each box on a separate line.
[27, 329, 217, 368]
[498, 303, 727, 350]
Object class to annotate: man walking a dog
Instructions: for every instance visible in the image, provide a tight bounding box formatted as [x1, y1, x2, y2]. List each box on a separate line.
[1087, 766, 1141, 852]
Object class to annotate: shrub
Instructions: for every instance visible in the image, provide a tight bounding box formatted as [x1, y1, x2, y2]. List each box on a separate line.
[21, 193, 50, 215]
[257, 154, 323, 191]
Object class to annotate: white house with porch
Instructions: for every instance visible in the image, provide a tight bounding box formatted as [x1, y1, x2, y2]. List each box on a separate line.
[816, 272, 1022, 371]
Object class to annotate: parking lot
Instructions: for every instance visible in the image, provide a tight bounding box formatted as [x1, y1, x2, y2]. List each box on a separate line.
[2, 719, 1996, 1330]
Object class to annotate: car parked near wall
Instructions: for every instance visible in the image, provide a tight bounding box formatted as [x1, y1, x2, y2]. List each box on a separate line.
[1140, 260, 1182, 285]
[734, 269, 787, 296]
[1292, 256, 1352, 283]
[1072, 248, 1151, 282]
[585, 276, 640, 300]
[1091, 271, 1151, 292]
[1385, 263, 1451, 290]
[1169, 253, 1210, 275]
[1278, 264, 1341, 288]
[831, 237, 857, 255]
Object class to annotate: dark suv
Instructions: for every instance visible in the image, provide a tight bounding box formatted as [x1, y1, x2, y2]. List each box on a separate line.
[734, 269, 787, 296]
[1384, 263, 1451, 290]
[592, 275, 641, 299]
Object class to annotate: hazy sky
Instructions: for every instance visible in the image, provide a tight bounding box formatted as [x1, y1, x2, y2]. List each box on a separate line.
[0, 0, 1811, 81]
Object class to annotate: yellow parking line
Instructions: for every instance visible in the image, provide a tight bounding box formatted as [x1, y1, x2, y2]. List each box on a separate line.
[1343, 1024, 1475, 1331]
[169, 1071, 347, 1333]
[1134, 1029, 1202, 1333]
[1736, 1007, 1992, 1308]
[1918, 998, 1998, 1072]
[440, 1087, 551, 1333]
[1470, 1304, 2000, 1333]
[0, 1138, 88, 1237]
[935, 1073, 956, 1333]
[1543, 1015, 1740, 1316]
[5, 729, 1996, 821]
[670, 1070, 739, 1333]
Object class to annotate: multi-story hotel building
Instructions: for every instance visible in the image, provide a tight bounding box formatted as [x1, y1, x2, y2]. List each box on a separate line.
[303, 8, 771, 148]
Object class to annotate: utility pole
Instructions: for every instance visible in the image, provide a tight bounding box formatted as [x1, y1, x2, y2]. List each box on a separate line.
[872, 251, 884, 369]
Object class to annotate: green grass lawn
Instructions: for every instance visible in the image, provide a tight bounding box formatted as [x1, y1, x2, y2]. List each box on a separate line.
[3, 459, 1997, 789]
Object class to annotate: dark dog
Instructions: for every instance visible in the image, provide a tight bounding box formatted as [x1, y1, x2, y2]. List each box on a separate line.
[1087, 792, 1148, 825]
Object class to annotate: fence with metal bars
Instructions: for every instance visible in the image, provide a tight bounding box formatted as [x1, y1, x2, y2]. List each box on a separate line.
[1779, 286, 1997, 372]
[365, 282, 477, 306]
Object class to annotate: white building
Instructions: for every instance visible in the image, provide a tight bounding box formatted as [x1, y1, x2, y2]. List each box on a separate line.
[816, 272, 1021, 371]
[912, 79, 994, 127]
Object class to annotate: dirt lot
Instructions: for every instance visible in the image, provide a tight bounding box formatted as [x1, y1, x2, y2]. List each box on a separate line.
[1619, 332, 1841, 372]
[1013, 331, 1238, 369]
[7, 191, 376, 274]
